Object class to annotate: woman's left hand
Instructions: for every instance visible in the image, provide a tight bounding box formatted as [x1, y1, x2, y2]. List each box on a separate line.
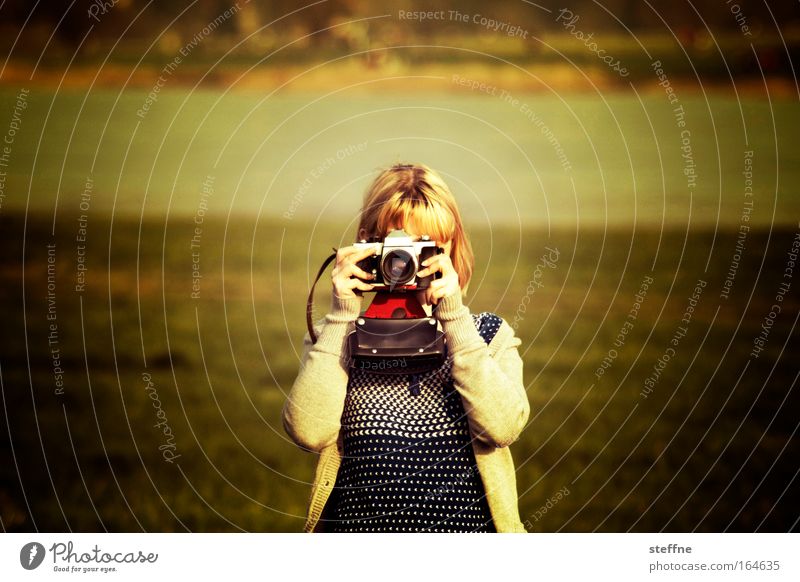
[417, 253, 461, 305]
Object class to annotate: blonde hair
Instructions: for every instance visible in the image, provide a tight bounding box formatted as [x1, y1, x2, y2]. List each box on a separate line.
[357, 163, 474, 295]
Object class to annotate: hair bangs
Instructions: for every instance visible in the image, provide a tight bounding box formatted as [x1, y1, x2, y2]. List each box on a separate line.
[377, 192, 455, 242]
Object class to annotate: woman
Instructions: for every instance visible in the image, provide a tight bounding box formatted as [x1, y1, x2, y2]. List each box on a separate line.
[283, 163, 529, 532]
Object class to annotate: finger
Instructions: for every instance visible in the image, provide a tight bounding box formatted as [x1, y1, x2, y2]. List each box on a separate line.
[354, 268, 377, 281]
[331, 268, 374, 287]
[421, 254, 454, 275]
[430, 279, 458, 302]
[351, 280, 375, 292]
[427, 278, 446, 295]
[417, 265, 445, 279]
[420, 254, 441, 268]
[417, 260, 457, 280]
[421, 251, 451, 265]
[336, 245, 357, 261]
[417, 262, 439, 279]
[342, 262, 376, 281]
[336, 243, 375, 264]
[347, 243, 382, 262]
[424, 286, 435, 306]
[336, 250, 377, 279]
[418, 255, 447, 278]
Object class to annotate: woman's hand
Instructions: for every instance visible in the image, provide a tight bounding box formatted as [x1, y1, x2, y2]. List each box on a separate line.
[417, 252, 461, 305]
[331, 244, 379, 299]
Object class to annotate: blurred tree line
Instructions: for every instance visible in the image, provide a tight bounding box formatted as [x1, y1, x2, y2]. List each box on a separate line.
[1, 0, 797, 72]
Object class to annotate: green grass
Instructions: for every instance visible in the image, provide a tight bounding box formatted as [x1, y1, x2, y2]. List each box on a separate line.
[1, 213, 797, 531]
[1, 87, 798, 228]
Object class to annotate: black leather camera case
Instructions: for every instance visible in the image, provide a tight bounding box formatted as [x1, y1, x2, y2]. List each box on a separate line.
[347, 316, 446, 374]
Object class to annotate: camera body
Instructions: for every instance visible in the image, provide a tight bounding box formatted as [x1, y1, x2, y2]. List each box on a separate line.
[354, 229, 443, 291]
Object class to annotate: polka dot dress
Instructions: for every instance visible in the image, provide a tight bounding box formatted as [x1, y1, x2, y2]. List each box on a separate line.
[325, 312, 503, 533]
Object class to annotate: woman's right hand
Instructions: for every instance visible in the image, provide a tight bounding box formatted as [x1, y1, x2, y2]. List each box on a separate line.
[331, 244, 380, 299]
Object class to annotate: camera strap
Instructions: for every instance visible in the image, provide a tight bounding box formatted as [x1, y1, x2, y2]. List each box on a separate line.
[306, 249, 338, 344]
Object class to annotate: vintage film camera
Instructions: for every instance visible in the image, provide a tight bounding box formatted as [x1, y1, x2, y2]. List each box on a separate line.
[353, 229, 443, 292]
[306, 229, 449, 374]
[349, 229, 446, 373]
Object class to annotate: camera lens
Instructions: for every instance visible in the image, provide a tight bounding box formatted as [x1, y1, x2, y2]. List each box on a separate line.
[381, 249, 415, 285]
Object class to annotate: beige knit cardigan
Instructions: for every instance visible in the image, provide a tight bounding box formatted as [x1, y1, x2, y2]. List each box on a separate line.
[282, 290, 530, 533]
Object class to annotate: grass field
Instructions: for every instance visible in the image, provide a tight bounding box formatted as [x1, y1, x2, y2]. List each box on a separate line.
[0, 78, 798, 532]
[1, 87, 798, 227]
[1, 212, 797, 532]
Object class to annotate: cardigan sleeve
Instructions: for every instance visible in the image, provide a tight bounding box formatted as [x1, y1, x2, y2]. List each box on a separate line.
[282, 292, 361, 452]
[435, 292, 530, 448]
